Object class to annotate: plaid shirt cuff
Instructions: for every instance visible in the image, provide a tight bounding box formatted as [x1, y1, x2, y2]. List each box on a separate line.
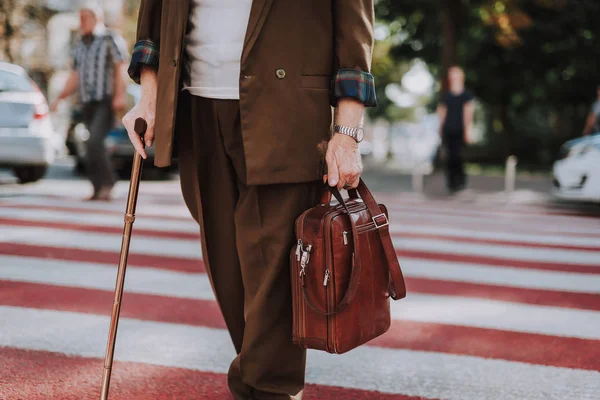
[128, 39, 160, 84]
[331, 69, 377, 108]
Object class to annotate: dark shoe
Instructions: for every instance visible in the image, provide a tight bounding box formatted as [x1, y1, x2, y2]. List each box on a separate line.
[85, 186, 113, 202]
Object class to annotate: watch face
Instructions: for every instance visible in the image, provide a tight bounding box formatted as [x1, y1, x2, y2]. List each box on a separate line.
[356, 128, 364, 143]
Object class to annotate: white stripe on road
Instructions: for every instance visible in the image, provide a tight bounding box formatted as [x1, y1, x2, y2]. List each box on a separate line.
[393, 237, 600, 266]
[2, 206, 597, 249]
[0, 307, 598, 400]
[0, 256, 212, 300]
[5, 255, 600, 302]
[2, 256, 599, 339]
[1, 197, 193, 219]
[3, 223, 596, 267]
[0, 207, 199, 233]
[402, 258, 600, 294]
[390, 225, 600, 248]
[395, 293, 600, 340]
[0, 226, 202, 259]
[389, 211, 600, 236]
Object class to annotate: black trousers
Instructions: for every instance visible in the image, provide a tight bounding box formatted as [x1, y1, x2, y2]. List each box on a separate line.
[443, 132, 466, 191]
[81, 100, 116, 192]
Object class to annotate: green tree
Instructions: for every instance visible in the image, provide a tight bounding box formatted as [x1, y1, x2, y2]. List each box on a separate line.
[374, 0, 600, 164]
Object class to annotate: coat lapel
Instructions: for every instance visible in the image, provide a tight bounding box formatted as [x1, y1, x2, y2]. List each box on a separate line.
[242, 0, 274, 62]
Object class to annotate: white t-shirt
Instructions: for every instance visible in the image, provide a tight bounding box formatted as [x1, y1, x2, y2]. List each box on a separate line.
[183, 0, 253, 100]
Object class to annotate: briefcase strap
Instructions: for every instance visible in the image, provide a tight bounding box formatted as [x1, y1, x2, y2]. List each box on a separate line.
[356, 179, 407, 300]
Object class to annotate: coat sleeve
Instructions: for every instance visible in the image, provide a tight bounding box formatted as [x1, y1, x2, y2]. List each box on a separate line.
[127, 0, 162, 84]
[330, 0, 377, 107]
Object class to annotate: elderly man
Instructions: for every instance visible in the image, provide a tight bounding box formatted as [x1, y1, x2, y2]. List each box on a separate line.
[122, 1, 376, 398]
[52, 5, 127, 201]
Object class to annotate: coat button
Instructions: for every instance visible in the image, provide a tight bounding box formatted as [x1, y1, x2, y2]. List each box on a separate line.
[172, 57, 177, 67]
[275, 68, 286, 79]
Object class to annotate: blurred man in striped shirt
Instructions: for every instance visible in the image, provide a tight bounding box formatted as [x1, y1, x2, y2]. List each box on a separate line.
[52, 4, 128, 201]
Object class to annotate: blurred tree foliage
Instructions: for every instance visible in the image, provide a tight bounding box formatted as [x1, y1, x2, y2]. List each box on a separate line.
[0, 0, 53, 63]
[375, 0, 600, 165]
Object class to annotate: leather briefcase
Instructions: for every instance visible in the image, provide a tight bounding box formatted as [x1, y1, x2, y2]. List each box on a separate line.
[290, 179, 406, 354]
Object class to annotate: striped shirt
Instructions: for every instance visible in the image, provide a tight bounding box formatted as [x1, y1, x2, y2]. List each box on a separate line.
[72, 27, 127, 104]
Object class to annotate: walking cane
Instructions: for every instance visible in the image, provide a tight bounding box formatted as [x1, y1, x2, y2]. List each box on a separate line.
[99, 117, 147, 400]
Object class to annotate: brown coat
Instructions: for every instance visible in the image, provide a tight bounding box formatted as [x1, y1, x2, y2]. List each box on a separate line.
[135, 0, 374, 185]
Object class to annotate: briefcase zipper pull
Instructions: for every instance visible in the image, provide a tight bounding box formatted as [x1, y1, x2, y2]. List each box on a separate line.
[323, 269, 330, 286]
[295, 239, 303, 261]
[342, 231, 349, 245]
[300, 244, 312, 268]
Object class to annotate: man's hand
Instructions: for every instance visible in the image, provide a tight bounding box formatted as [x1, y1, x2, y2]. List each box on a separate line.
[324, 133, 363, 190]
[122, 67, 158, 159]
[122, 99, 155, 160]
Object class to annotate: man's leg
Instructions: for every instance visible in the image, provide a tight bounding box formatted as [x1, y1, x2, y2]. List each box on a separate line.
[211, 100, 321, 399]
[445, 134, 462, 191]
[234, 181, 320, 399]
[83, 101, 116, 195]
[176, 95, 249, 397]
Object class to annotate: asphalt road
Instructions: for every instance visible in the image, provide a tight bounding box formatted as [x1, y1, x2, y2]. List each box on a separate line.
[0, 160, 599, 399]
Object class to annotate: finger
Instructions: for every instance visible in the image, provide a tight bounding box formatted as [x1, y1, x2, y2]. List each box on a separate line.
[327, 162, 340, 188]
[348, 176, 360, 189]
[336, 175, 347, 191]
[144, 117, 155, 148]
[322, 174, 328, 184]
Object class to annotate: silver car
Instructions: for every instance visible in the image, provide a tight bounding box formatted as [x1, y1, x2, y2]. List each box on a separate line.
[0, 62, 58, 183]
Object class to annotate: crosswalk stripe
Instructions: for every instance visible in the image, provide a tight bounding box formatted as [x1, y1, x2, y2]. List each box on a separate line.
[1, 282, 598, 371]
[393, 237, 600, 265]
[3, 256, 599, 310]
[0, 226, 202, 258]
[0, 242, 204, 273]
[0, 207, 199, 233]
[1, 307, 598, 400]
[390, 213, 600, 237]
[2, 222, 598, 272]
[1, 256, 598, 339]
[390, 225, 600, 248]
[403, 258, 600, 293]
[2, 209, 597, 250]
[1, 347, 423, 400]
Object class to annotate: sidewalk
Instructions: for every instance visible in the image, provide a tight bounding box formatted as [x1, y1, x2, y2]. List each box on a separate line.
[360, 163, 583, 209]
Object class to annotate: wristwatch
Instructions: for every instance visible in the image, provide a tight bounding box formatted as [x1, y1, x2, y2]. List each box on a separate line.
[334, 124, 364, 143]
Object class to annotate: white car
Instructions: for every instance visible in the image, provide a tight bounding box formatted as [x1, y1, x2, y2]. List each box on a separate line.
[552, 133, 600, 202]
[0, 62, 58, 183]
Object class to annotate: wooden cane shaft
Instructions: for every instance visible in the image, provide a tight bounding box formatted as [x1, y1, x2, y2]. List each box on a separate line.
[99, 150, 144, 400]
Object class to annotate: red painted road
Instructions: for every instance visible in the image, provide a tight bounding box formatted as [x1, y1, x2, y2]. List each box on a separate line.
[0, 188, 599, 399]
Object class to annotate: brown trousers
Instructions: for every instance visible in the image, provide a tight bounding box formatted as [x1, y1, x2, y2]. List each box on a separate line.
[177, 93, 322, 399]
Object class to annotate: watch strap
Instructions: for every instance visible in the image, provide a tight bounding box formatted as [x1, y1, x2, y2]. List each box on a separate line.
[334, 124, 362, 142]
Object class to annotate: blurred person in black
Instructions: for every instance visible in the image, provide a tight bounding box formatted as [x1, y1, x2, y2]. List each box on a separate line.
[51, 4, 128, 201]
[437, 66, 474, 193]
[582, 86, 600, 136]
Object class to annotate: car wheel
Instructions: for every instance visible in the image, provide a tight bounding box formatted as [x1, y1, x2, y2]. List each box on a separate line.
[14, 166, 48, 184]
